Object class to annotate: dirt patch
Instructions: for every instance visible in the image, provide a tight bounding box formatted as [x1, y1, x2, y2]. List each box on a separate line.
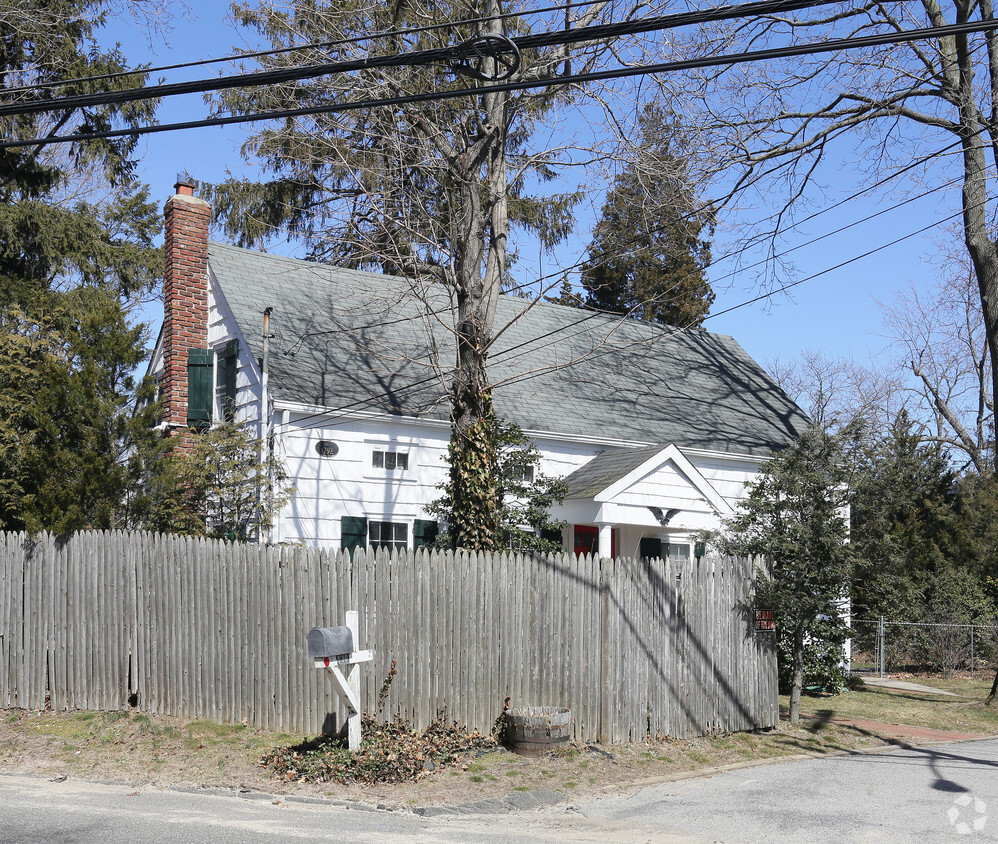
[797, 711, 988, 742]
[0, 706, 911, 810]
[3, 675, 995, 809]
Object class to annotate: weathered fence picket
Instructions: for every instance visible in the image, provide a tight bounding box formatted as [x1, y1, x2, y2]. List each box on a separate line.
[0, 530, 777, 742]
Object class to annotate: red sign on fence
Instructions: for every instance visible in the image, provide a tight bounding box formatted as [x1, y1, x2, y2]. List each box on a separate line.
[755, 609, 776, 632]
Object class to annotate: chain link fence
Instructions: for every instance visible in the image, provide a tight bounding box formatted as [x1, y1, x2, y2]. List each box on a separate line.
[850, 618, 998, 677]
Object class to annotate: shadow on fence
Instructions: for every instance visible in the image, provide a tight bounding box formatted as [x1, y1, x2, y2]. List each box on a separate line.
[0, 531, 777, 742]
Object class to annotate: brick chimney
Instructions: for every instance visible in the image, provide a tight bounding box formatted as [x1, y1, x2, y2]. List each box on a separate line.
[161, 174, 211, 450]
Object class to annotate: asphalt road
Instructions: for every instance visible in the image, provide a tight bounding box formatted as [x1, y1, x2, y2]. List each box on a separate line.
[1, 739, 996, 843]
[572, 737, 998, 842]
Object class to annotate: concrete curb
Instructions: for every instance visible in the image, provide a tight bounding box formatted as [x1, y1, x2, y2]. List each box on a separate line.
[413, 789, 564, 816]
[168, 784, 567, 816]
[4, 731, 994, 818]
[0, 770, 565, 817]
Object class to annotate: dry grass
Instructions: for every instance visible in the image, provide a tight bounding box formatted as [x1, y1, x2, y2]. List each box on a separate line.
[786, 675, 998, 735]
[1, 674, 996, 808]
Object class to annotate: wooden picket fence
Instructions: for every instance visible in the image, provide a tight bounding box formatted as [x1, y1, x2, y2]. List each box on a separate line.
[0, 531, 777, 742]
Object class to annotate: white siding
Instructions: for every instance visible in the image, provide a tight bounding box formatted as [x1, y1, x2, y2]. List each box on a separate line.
[207, 270, 262, 428]
[195, 284, 772, 553]
[686, 452, 763, 508]
[272, 416, 768, 553]
[274, 413, 452, 547]
[613, 459, 716, 511]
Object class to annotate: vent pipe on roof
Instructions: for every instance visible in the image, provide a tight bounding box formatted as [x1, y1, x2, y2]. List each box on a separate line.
[262, 307, 274, 431]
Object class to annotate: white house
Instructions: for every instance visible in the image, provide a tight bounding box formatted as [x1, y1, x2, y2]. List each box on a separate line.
[150, 178, 809, 558]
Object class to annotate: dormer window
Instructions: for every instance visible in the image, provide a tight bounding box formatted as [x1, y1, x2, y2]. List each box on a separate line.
[373, 450, 408, 470]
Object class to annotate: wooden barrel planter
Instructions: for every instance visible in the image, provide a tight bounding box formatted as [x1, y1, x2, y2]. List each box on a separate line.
[505, 707, 572, 757]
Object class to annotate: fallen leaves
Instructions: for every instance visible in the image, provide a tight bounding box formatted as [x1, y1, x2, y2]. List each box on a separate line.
[260, 710, 498, 785]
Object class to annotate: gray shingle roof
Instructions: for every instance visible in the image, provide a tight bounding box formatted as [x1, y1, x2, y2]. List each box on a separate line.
[209, 242, 808, 456]
[561, 445, 665, 499]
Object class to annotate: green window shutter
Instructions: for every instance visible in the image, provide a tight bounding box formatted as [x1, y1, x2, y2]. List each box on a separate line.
[413, 519, 438, 550]
[639, 536, 662, 560]
[220, 339, 239, 421]
[187, 348, 214, 429]
[341, 516, 368, 557]
[540, 527, 563, 549]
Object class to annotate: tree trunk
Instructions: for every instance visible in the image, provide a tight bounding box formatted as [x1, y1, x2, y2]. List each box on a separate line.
[445, 1, 510, 551]
[986, 667, 998, 706]
[788, 618, 806, 725]
[448, 164, 501, 550]
[956, 26, 998, 474]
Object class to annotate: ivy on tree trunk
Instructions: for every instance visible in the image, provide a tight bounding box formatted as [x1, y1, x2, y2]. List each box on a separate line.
[447, 392, 501, 551]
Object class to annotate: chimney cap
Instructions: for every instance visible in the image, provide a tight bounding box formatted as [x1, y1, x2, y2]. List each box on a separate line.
[175, 171, 198, 195]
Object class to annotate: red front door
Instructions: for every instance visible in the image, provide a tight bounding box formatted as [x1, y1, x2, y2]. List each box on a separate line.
[573, 525, 618, 557]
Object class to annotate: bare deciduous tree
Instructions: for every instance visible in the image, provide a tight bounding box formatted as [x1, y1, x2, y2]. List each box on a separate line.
[207, 0, 692, 549]
[769, 348, 904, 433]
[670, 0, 998, 469]
[881, 258, 994, 472]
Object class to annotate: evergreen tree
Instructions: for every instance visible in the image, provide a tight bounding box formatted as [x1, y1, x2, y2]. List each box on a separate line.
[848, 415, 998, 675]
[0, 292, 152, 533]
[0, 0, 162, 533]
[943, 474, 998, 699]
[721, 424, 854, 724]
[580, 106, 714, 327]
[849, 411, 954, 622]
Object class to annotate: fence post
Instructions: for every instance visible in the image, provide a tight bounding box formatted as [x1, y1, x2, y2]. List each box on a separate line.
[971, 627, 975, 678]
[878, 616, 885, 678]
[598, 559, 611, 745]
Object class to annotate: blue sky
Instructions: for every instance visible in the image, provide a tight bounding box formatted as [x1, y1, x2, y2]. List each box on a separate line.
[103, 2, 954, 373]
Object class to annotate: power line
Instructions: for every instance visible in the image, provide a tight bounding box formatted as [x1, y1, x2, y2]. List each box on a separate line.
[5, 14, 995, 150]
[706, 207, 971, 322]
[1, 0, 610, 97]
[250, 122, 974, 324]
[507, 132, 971, 307]
[3, 5, 980, 432]
[227, 114, 984, 404]
[705, 173, 964, 292]
[277, 189, 989, 438]
[270, 127, 982, 437]
[0, 0, 841, 120]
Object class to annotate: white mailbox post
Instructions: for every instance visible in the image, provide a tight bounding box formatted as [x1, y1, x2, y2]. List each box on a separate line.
[308, 610, 373, 751]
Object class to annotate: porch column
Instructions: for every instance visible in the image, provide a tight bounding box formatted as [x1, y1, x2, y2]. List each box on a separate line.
[597, 523, 613, 558]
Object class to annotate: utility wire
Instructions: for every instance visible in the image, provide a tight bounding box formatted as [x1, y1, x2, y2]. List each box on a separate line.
[0, 0, 841, 119]
[5, 8, 978, 428]
[276, 129, 977, 415]
[283, 129, 993, 430]
[506, 134, 970, 304]
[5, 12, 994, 148]
[276, 189, 988, 438]
[704, 207, 970, 321]
[1, 0, 611, 96]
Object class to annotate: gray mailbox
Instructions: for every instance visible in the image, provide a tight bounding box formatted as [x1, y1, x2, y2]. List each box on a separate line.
[310, 611, 373, 753]
[308, 626, 354, 660]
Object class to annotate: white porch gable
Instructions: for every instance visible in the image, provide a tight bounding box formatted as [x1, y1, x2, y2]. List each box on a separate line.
[551, 444, 734, 559]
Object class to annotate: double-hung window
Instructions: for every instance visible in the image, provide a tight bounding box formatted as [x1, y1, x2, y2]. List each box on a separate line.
[369, 520, 408, 551]
[373, 450, 408, 470]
